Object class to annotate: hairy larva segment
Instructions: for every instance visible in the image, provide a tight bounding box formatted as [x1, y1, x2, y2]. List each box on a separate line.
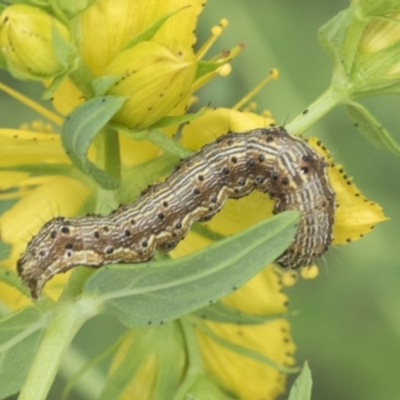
[17, 127, 335, 298]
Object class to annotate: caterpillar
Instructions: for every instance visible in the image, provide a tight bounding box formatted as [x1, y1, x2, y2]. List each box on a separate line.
[17, 126, 335, 298]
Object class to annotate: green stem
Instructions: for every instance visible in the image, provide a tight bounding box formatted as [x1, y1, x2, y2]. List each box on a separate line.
[18, 303, 95, 400]
[92, 126, 122, 213]
[102, 126, 121, 181]
[93, 126, 121, 185]
[286, 85, 345, 134]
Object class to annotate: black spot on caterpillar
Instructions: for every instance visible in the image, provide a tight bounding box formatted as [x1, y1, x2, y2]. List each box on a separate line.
[17, 127, 335, 298]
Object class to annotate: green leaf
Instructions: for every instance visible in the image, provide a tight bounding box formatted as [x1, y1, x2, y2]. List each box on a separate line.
[125, 7, 189, 49]
[318, 8, 355, 75]
[287, 362, 313, 400]
[0, 307, 47, 399]
[61, 95, 126, 189]
[82, 211, 299, 327]
[193, 301, 283, 325]
[346, 102, 400, 156]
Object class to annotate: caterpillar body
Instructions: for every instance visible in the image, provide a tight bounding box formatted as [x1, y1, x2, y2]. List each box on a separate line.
[17, 127, 335, 298]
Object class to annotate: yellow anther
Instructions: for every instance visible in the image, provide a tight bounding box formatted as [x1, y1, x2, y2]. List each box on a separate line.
[300, 265, 319, 279]
[32, 120, 44, 131]
[217, 63, 232, 77]
[242, 101, 257, 113]
[262, 109, 273, 118]
[219, 18, 228, 28]
[211, 25, 223, 36]
[270, 68, 279, 79]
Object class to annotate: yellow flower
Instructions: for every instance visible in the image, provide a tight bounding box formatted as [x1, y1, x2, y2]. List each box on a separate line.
[103, 40, 197, 128]
[0, 4, 74, 80]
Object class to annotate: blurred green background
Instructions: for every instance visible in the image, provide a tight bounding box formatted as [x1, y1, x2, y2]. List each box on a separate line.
[1, 1, 400, 399]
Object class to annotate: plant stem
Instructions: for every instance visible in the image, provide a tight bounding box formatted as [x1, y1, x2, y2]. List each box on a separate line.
[102, 126, 121, 182]
[18, 303, 95, 400]
[286, 85, 344, 134]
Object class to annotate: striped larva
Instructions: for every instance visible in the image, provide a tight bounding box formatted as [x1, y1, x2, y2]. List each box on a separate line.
[17, 127, 335, 298]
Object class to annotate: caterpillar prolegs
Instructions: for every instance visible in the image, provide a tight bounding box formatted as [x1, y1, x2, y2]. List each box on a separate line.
[17, 127, 335, 298]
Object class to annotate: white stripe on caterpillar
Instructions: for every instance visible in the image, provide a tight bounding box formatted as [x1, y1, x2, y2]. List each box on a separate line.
[17, 127, 335, 298]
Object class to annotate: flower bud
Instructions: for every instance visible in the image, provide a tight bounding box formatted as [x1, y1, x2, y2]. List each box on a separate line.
[0, 5, 73, 80]
[103, 41, 196, 129]
[355, 12, 400, 83]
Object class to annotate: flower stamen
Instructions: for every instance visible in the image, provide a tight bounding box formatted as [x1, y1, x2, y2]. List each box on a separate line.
[233, 68, 279, 110]
[196, 18, 229, 60]
[191, 43, 245, 92]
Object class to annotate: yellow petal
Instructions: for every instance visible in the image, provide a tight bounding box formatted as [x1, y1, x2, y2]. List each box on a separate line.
[308, 137, 387, 244]
[119, 132, 161, 167]
[0, 171, 30, 190]
[104, 41, 196, 128]
[0, 129, 68, 166]
[149, 0, 205, 51]
[223, 267, 287, 315]
[332, 169, 387, 244]
[109, 334, 157, 400]
[196, 319, 295, 400]
[1, 175, 91, 250]
[79, 0, 205, 76]
[51, 77, 85, 116]
[181, 108, 275, 150]
[119, 356, 157, 400]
